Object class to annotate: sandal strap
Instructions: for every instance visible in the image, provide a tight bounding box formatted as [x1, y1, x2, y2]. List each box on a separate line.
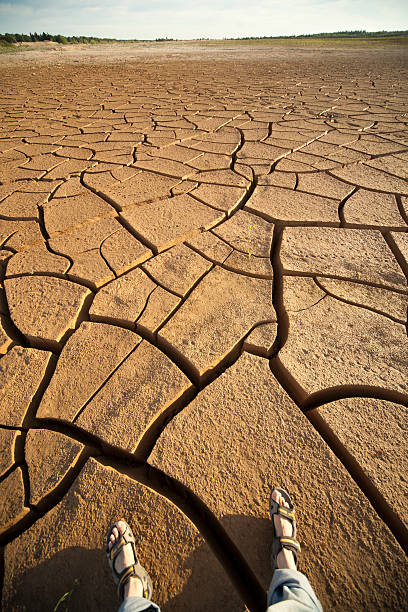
[275, 536, 301, 569]
[109, 537, 126, 562]
[118, 562, 150, 600]
[109, 533, 139, 565]
[276, 505, 295, 522]
[278, 536, 301, 554]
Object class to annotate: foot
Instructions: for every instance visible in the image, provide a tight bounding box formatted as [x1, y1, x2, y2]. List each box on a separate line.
[108, 521, 144, 599]
[271, 489, 297, 570]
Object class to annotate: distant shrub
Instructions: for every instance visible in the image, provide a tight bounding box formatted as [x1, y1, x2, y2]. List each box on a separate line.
[1, 29, 406, 47]
[3, 33, 16, 43]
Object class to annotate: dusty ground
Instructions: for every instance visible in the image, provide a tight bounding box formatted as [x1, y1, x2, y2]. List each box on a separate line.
[0, 42, 407, 611]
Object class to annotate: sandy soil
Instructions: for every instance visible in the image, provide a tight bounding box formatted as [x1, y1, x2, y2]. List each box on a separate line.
[0, 42, 407, 611]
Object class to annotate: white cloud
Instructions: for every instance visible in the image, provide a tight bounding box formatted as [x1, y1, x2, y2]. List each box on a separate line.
[0, 0, 407, 39]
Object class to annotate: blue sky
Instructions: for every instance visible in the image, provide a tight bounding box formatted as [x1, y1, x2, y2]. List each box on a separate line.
[1, 0, 407, 39]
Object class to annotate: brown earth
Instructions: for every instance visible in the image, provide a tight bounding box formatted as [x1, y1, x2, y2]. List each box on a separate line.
[0, 41, 407, 612]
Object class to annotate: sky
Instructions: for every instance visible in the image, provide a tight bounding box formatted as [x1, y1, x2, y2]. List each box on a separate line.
[0, 0, 407, 40]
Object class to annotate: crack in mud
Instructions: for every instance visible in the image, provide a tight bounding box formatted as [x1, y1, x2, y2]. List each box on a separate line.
[1, 48, 408, 611]
[314, 276, 406, 324]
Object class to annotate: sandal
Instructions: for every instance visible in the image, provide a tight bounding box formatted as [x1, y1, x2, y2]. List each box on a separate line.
[106, 520, 153, 601]
[269, 487, 301, 571]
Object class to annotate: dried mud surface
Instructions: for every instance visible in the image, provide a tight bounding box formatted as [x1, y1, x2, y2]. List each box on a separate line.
[0, 43, 407, 611]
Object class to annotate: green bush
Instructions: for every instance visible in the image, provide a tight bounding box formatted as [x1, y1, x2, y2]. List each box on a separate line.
[54, 34, 68, 44]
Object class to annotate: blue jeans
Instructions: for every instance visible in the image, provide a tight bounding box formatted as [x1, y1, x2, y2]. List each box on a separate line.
[118, 568, 323, 611]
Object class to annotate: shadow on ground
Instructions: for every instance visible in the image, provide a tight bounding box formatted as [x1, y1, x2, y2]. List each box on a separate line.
[3, 515, 273, 612]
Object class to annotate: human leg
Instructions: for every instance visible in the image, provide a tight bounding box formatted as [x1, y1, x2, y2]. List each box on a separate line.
[267, 569, 323, 611]
[266, 489, 323, 611]
[118, 596, 160, 612]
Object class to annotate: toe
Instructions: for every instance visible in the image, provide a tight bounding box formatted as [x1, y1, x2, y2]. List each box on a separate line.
[112, 526, 119, 539]
[278, 491, 289, 508]
[116, 521, 127, 534]
[272, 489, 291, 509]
[108, 533, 115, 551]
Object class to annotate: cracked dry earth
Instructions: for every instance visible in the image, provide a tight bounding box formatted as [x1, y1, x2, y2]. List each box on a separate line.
[0, 44, 408, 612]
